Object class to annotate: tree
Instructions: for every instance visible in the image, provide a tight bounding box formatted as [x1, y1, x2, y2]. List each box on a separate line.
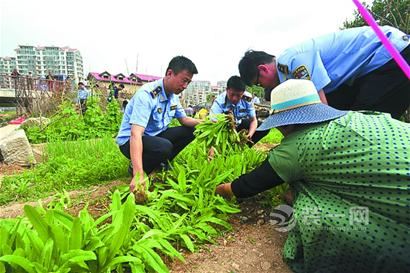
[246, 85, 265, 100]
[342, 0, 409, 33]
[342, 0, 410, 122]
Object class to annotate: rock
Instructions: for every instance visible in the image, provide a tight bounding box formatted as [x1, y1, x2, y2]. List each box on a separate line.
[257, 219, 265, 225]
[257, 209, 264, 215]
[0, 129, 36, 166]
[261, 261, 271, 270]
[232, 262, 240, 270]
[21, 117, 50, 128]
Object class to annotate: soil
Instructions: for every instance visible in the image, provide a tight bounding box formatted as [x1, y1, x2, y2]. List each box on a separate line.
[0, 163, 25, 176]
[169, 197, 292, 273]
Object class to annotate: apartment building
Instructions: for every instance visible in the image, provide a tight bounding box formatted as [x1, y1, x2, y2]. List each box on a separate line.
[13, 45, 84, 82]
[184, 80, 212, 105]
[0, 57, 17, 88]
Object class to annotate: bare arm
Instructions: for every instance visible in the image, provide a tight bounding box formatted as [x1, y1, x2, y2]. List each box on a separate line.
[130, 125, 145, 191]
[248, 115, 258, 138]
[178, 116, 201, 127]
[318, 89, 328, 105]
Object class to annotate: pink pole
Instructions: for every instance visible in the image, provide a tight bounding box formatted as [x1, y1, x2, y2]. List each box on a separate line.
[352, 0, 410, 79]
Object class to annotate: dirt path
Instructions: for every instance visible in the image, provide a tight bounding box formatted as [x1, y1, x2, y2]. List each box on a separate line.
[170, 222, 291, 273]
[170, 197, 292, 273]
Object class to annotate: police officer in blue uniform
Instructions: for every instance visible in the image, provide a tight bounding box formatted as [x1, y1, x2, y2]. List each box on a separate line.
[238, 26, 410, 119]
[116, 56, 200, 193]
[210, 76, 269, 144]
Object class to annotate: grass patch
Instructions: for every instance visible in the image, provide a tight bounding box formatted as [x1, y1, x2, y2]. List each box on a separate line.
[259, 128, 284, 144]
[0, 137, 129, 205]
[0, 109, 17, 127]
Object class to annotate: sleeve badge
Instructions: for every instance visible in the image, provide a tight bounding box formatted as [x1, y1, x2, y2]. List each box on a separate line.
[292, 65, 311, 80]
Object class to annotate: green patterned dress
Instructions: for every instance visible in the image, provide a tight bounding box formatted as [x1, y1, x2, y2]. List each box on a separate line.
[268, 112, 410, 273]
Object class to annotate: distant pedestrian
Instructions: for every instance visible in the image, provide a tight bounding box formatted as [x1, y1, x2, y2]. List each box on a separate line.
[27, 71, 34, 90]
[184, 105, 195, 116]
[46, 71, 54, 92]
[77, 82, 89, 114]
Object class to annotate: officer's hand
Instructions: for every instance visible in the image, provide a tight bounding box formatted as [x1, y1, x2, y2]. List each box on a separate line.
[130, 175, 148, 203]
[215, 183, 234, 199]
[208, 146, 215, 161]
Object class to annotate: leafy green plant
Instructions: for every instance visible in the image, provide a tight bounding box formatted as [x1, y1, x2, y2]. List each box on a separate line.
[23, 98, 123, 144]
[194, 114, 250, 156]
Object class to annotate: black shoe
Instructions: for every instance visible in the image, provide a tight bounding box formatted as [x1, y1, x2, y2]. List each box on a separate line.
[128, 164, 133, 177]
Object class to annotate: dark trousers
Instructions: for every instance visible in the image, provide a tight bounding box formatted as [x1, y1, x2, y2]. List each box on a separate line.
[237, 118, 270, 145]
[79, 99, 87, 114]
[326, 45, 410, 119]
[119, 126, 195, 174]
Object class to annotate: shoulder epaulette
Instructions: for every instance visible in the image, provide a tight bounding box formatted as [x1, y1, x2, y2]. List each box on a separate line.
[277, 63, 289, 75]
[150, 86, 162, 98]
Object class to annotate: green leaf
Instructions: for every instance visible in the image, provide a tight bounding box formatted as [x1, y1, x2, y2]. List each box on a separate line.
[24, 205, 49, 242]
[105, 194, 136, 266]
[50, 224, 68, 253]
[69, 217, 83, 250]
[177, 168, 186, 192]
[50, 209, 74, 229]
[180, 234, 195, 252]
[106, 256, 142, 270]
[215, 204, 241, 214]
[40, 238, 54, 271]
[26, 231, 45, 259]
[60, 249, 97, 267]
[157, 239, 184, 261]
[138, 245, 169, 273]
[0, 255, 36, 273]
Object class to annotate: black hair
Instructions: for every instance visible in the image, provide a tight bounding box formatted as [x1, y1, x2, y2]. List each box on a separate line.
[227, 75, 246, 92]
[78, 82, 84, 85]
[119, 84, 125, 88]
[238, 50, 275, 86]
[166, 56, 198, 75]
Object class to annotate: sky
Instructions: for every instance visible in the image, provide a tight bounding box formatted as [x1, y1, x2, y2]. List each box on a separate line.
[1, 0, 360, 84]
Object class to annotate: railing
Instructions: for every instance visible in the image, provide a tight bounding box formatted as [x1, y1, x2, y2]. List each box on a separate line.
[0, 74, 76, 116]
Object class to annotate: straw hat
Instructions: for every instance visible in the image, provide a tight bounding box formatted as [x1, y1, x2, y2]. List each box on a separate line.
[257, 79, 347, 131]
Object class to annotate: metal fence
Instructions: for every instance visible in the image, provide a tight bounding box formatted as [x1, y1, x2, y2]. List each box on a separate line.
[0, 74, 75, 116]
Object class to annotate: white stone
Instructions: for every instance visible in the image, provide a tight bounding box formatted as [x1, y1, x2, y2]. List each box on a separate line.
[0, 129, 36, 166]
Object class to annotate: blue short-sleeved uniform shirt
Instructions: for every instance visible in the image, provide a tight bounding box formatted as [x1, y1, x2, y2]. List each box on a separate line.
[77, 88, 89, 101]
[116, 79, 186, 145]
[210, 91, 256, 124]
[276, 26, 410, 94]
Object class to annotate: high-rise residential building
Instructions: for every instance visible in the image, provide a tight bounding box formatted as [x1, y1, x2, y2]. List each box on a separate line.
[0, 57, 17, 74]
[216, 80, 227, 93]
[0, 57, 17, 88]
[13, 45, 84, 82]
[184, 80, 212, 105]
